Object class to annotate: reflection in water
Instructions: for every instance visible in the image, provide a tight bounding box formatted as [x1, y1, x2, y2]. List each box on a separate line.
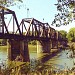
[0, 46, 74, 70]
[46, 50, 74, 70]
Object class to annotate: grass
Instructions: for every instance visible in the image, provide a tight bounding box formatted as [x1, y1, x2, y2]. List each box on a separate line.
[0, 45, 7, 51]
[0, 45, 7, 48]
[28, 44, 37, 53]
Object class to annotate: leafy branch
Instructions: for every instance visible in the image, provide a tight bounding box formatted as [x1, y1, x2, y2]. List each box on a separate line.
[51, 0, 75, 27]
[0, 0, 23, 7]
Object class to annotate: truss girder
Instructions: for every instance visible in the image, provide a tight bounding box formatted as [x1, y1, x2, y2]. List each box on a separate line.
[19, 18, 58, 39]
[0, 6, 21, 35]
[0, 6, 65, 41]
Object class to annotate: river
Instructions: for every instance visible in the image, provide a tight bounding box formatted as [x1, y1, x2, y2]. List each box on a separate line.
[0, 46, 74, 70]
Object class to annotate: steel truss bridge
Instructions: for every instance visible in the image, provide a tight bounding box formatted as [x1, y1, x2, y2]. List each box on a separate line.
[0, 6, 67, 62]
[0, 6, 64, 41]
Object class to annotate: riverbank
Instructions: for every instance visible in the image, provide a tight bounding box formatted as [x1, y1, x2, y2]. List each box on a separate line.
[68, 42, 75, 48]
[0, 45, 7, 49]
[28, 44, 37, 53]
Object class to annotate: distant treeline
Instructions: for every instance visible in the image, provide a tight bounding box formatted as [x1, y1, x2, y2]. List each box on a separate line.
[0, 39, 37, 46]
[59, 27, 75, 42]
[0, 39, 7, 46]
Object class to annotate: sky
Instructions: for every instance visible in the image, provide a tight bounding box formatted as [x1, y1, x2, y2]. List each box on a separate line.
[8, 0, 75, 32]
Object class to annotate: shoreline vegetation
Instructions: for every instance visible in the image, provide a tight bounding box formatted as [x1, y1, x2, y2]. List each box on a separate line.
[0, 57, 75, 75]
[0, 45, 7, 48]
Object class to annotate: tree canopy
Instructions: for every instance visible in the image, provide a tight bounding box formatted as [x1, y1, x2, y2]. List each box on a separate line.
[0, 0, 23, 7]
[67, 27, 75, 42]
[59, 30, 67, 39]
[52, 0, 75, 27]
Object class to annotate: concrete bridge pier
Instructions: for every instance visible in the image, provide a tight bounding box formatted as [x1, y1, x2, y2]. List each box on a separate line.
[50, 39, 58, 53]
[37, 41, 42, 53]
[20, 40, 30, 62]
[7, 39, 30, 62]
[51, 40, 58, 49]
[40, 40, 51, 53]
[7, 39, 20, 61]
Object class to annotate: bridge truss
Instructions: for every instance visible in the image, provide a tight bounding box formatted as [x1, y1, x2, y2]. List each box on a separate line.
[0, 6, 68, 62]
[0, 6, 63, 41]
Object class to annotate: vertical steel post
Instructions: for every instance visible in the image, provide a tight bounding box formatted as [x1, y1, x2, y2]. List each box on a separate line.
[2, 9, 4, 33]
[13, 15, 15, 34]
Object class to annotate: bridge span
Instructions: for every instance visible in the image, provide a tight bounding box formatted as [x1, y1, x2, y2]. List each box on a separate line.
[0, 6, 67, 62]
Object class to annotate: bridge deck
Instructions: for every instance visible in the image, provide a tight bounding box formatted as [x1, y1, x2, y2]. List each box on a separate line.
[0, 33, 52, 41]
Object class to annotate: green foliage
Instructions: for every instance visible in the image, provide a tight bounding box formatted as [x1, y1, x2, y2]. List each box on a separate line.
[59, 30, 67, 39]
[0, 0, 23, 6]
[2, 39, 7, 45]
[29, 40, 37, 45]
[52, 0, 75, 26]
[31, 41, 37, 45]
[67, 27, 75, 42]
[0, 39, 7, 45]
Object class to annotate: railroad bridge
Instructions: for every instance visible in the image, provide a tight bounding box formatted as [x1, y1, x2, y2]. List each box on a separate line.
[0, 6, 67, 62]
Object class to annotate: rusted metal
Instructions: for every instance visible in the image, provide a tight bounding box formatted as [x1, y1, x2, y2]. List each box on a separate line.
[0, 6, 68, 62]
[0, 6, 21, 35]
[0, 6, 66, 41]
[20, 18, 57, 39]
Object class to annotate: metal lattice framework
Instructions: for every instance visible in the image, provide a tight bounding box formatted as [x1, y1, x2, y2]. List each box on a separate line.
[0, 6, 21, 34]
[0, 6, 64, 41]
[15, 18, 58, 40]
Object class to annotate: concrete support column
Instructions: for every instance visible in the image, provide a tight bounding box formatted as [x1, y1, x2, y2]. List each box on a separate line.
[7, 39, 30, 62]
[37, 41, 42, 53]
[7, 39, 11, 60]
[7, 39, 20, 61]
[40, 40, 51, 53]
[20, 40, 30, 62]
[51, 40, 58, 49]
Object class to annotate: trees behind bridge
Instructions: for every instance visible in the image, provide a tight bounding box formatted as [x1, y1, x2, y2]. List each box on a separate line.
[0, 39, 7, 46]
[59, 28, 75, 42]
[67, 27, 75, 42]
[59, 27, 75, 42]
[58, 30, 67, 39]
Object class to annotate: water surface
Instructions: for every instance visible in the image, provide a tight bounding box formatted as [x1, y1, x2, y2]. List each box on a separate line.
[0, 46, 74, 70]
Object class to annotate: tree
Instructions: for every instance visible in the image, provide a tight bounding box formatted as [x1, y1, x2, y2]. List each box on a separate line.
[0, 39, 7, 45]
[59, 30, 67, 39]
[52, 0, 75, 27]
[67, 27, 75, 42]
[29, 40, 37, 45]
[0, 0, 23, 7]
[2, 39, 7, 45]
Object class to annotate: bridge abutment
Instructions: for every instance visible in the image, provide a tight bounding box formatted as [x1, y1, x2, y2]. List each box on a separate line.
[7, 39, 30, 62]
[20, 40, 30, 62]
[37, 39, 58, 53]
